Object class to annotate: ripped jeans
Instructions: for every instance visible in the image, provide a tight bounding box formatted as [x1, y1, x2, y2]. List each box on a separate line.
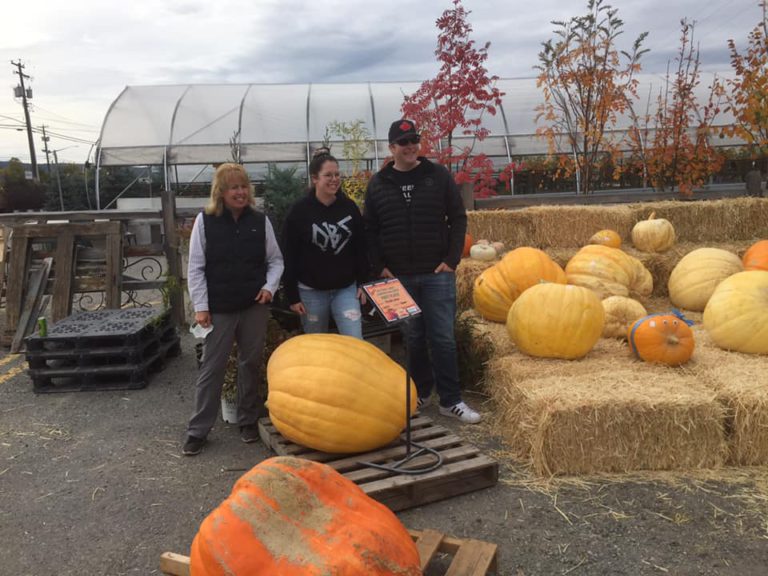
[297, 282, 362, 339]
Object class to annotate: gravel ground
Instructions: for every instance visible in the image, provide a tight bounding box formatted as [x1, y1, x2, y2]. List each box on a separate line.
[1, 329, 767, 576]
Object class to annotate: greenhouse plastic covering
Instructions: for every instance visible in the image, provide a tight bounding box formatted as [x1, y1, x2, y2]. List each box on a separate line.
[96, 74, 735, 168]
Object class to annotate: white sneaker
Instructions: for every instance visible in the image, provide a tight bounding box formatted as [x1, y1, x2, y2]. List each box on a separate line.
[439, 401, 482, 424]
[417, 396, 432, 410]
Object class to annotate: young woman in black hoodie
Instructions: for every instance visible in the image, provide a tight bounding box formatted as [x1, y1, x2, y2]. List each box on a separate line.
[282, 151, 368, 338]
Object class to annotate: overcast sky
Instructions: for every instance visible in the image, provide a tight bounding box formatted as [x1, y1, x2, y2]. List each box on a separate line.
[1, 0, 762, 164]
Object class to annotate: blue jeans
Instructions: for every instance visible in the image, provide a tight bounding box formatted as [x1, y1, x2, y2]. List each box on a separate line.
[398, 272, 461, 408]
[298, 282, 363, 339]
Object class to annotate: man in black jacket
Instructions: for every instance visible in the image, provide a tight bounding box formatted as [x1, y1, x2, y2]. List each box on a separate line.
[363, 119, 481, 424]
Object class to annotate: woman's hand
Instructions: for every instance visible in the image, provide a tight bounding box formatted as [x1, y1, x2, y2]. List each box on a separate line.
[195, 311, 211, 328]
[255, 289, 273, 304]
[357, 287, 367, 306]
[289, 302, 306, 315]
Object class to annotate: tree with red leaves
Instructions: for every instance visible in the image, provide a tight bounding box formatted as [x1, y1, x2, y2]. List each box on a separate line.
[401, 0, 504, 198]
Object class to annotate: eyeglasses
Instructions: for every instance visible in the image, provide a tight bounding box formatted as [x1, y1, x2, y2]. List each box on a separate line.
[394, 136, 420, 146]
[319, 172, 341, 179]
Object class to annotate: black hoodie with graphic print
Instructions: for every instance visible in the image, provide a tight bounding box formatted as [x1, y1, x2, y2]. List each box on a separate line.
[281, 190, 368, 305]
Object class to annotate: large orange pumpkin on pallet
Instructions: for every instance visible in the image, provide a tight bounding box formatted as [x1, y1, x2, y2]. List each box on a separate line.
[267, 334, 417, 453]
[627, 312, 695, 366]
[190, 457, 421, 576]
[742, 240, 768, 271]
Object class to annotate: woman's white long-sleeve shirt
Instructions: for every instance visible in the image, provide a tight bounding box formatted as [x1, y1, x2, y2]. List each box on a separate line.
[187, 212, 284, 313]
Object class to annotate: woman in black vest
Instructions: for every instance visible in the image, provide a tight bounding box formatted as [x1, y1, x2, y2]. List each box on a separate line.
[183, 163, 284, 456]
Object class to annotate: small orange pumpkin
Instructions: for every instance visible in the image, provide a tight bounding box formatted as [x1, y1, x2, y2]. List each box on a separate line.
[462, 233, 474, 258]
[627, 312, 695, 366]
[589, 229, 622, 249]
[191, 457, 422, 576]
[742, 240, 768, 271]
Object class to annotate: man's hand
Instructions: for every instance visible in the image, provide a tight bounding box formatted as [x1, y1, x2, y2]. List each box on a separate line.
[289, 302, 306, 315]
[195, 311, 211, 328]
[434, 262, 454, 274]
[255, 289, 273, 304]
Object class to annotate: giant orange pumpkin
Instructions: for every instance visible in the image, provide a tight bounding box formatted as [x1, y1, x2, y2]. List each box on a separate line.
[190, 457, 421, 576]
[742, 240, 768, 271]
[627, 313, 695, 366]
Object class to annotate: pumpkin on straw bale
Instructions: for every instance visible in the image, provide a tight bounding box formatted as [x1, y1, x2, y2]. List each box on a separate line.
[589, 229, 622, 248]
[742, 239, 768, 271]
[601, 296, 647, 339]
[631, 212, 676, 252]
[703, 270, 768, 355]
[627, 312, 696, 366]
[506, 283, 604, 359]
[473, 247, 566, 322]
[266, 334, 417, 453]
[462, 233, 473, 258]
[668, 247, 743, 312]
[484, 359, 726, 476]
[190, 456, 421, 576]
[565, 244, 653, 299]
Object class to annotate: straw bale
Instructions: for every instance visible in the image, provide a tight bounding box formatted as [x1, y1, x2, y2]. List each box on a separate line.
[455, 258, 495, 311]
[467, 209, 536, 248]
[685, 326, 768, 466]
[629, 197, 768, 243]
[486, 359, 726, 476]
[467, 198, 768, 252]
[460, 309, 515, 358]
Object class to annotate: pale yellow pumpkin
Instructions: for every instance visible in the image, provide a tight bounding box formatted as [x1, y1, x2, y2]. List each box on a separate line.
[506, 283, 605, 359]
[668, 248, 744, 311]
[473, 247, 566, 323]
[589, 229, 622, 249]
[601, 296, 648, 339]
[565, 244, 653, 299]
[631, 212, 675, 252]
[703, 270, 768, 354]
[266, 334, 417, 453]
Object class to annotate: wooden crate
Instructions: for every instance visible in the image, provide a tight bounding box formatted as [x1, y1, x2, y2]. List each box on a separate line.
[160, 528, 498, 575]
[258, 415, 498, 512]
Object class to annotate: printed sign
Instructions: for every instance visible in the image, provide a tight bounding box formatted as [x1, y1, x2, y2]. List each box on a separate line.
[362, 278, 421, 323]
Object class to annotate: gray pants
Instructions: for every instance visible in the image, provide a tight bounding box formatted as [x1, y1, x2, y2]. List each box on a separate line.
[187, 304, 269, 438]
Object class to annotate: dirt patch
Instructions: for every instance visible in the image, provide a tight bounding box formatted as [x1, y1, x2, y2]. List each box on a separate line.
[1, 331, 767, 575]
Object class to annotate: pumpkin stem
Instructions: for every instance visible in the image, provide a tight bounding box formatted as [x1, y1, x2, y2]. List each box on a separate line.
[667, 334, 680, 346]
[648, 211, 656, 220]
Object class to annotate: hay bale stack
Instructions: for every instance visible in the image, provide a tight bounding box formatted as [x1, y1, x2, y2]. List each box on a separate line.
[486, 360, 726, 476]
[629, 197, 768, 243]
[467, 198, 768, 251]
[460, 309, 515, 358]
[687, 327, 768, 466]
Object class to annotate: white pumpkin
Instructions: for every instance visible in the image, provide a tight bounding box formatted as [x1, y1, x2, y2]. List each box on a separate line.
[469, 243, 497, 261]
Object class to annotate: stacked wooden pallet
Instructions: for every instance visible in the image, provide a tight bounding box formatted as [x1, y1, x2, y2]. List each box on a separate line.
[25, 307, 180, 393]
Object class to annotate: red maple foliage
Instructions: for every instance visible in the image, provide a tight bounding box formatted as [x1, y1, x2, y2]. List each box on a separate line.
[401, 0, 505, 198]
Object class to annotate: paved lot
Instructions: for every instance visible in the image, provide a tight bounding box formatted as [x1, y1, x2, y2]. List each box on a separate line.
[1, 330, 767, 575]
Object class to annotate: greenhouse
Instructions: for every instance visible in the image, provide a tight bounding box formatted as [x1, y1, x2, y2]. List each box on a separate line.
[94, 73, 737, 202]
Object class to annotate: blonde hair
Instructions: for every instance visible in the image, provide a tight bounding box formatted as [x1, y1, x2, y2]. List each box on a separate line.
[205, 163, 255, 216]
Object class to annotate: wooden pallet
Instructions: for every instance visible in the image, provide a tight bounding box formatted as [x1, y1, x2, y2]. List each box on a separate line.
[159, 528, 498, 575]
[258, 415, 498, 512]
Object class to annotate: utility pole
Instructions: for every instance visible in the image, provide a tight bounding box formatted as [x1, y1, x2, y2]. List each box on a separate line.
[53, 149, 64, 211]
[11, 59, 39, 181]
[40, 124, 51, 174]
